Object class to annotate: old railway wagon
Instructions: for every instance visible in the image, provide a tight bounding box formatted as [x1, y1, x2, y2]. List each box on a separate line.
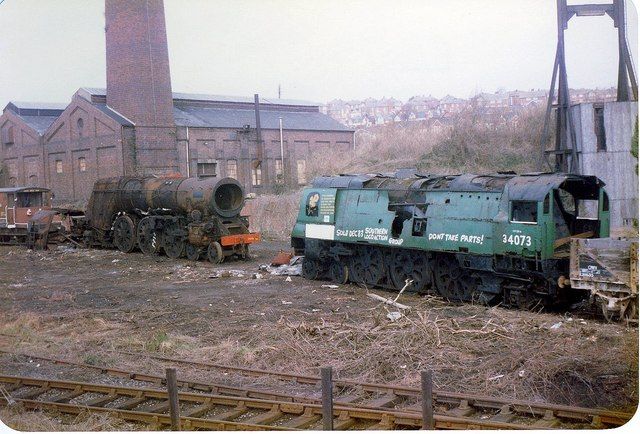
[0, 186, 70, 246]
[291, 172, 610, 308]
[83, 176, 260, 262]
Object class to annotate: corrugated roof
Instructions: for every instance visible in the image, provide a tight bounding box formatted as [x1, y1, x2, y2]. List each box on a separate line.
[15, 115, 60, 134]
[173, 105, 353, 132]
[9, 101, 68, 110]
[80, 87, 319, 107]
[92, 103, 134, 126]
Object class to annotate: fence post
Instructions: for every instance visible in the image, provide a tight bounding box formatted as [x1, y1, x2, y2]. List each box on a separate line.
[321, 366, 334, 430]
[421, 370, 434, 430]
[166, 368, 181, 431]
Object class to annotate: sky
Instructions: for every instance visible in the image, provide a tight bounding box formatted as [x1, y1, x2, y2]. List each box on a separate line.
[0, 0, 637, 108]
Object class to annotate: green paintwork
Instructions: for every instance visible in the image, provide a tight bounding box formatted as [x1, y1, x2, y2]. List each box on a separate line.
[292, 182, 610, 261]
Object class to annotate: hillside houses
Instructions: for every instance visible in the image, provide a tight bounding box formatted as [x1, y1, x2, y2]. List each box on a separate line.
[321, 87, 617, 128]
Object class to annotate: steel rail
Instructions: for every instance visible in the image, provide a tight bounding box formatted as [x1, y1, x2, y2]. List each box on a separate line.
[0, 349, 631, 428]
[110, 349, 632, 426]
[0, 375, 541, 430]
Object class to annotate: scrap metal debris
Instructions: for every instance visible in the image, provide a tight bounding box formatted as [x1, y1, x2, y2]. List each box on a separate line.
[261, 255, 303, 276]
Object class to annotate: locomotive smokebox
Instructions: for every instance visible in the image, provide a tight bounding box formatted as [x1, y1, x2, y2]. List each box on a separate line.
[176, 177, 245, 218]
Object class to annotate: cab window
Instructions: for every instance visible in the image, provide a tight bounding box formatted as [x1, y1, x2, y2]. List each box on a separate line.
[511, 201, 538, 223]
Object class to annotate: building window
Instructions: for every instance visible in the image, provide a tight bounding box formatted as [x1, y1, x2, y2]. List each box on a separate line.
[2, 125, 14, 145]
[77, 118, 84, 138]
[594, 105, 606, 151]
[297, 160, 307, 184]
[197, 162, 217, 177]
[252, 161, 262, 186]
[275, 159, 283, 183]
[226, 159, 237, 179]
[55, 160, 63, 174]
[78, 157, 87, 172]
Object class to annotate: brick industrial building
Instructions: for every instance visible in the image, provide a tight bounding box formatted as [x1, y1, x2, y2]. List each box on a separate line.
[0, 0, 353, 203]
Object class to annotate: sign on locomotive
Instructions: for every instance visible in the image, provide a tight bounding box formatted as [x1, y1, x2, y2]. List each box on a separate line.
[291, 172, 617, 311]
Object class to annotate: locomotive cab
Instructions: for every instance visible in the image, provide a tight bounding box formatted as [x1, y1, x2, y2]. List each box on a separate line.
[503, 174, 608, 260]
[0, 187, 53, 229]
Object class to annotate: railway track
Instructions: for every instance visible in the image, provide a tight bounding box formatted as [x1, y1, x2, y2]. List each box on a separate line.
[0, 349, 632, 429]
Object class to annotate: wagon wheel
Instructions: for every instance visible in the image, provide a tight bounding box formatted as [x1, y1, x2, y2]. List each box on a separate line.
[112, 215, 137, 253]
[302, 257, 320, 280]
[185, 243, 202, 261]
[330, 260, 349, 284]
[137, 217, 161, 255]
[433, 254, 473, 301]
[163, 220, 186, 259]
[350, 246, 385, 286]
[207, 241, 224, 264]
[389, 249, 430, 293]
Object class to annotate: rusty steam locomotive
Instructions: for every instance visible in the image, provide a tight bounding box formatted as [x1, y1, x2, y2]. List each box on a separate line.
[79, 176, 260, 262]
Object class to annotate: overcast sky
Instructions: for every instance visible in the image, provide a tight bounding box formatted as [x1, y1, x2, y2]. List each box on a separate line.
[0, 0, 637, 108]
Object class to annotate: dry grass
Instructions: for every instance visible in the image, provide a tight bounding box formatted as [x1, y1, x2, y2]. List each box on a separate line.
[248, 191, 302, 240]
[306, 108, 547, 180]
[0, 405, 141, 431]
[167, 294, 638, 411]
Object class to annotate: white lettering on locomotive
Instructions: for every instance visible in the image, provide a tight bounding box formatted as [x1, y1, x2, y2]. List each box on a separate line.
[428, 232, 485, 245]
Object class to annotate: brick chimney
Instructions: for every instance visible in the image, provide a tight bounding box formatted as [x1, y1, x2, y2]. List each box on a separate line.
[105, 0, 179, 174]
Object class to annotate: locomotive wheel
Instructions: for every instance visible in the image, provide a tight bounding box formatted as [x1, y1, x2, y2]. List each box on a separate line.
[350, 246, 385, 285]
[112, 215, 137, 253]
[137, 217, 161, 255]
[433, 255, 474, 301]
[302, 257, 320, 280]
[185, 243, 201, 261]
[389, 249, 429, 292]
[330, 261, 349, 284]
[207, 241, 224, 264]
[163, 220, 186, 259]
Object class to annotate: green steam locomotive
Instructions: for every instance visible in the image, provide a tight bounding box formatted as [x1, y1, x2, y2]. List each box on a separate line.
[291, 172, 609, 308]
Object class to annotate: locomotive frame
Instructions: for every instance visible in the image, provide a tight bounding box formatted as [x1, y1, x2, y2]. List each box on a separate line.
[291, 172, 611, 309]
[80, 176, 260, 262]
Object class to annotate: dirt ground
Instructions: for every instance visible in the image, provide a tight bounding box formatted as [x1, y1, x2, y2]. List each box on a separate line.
[0, 242, 638, 430]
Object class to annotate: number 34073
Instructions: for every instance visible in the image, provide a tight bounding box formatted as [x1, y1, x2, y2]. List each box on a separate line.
[502, 234, 532, 247]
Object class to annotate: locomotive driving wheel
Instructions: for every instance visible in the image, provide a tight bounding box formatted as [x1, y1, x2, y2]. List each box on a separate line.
[163, 219, 186, 259]
[207, 241, 224, 264]
[112, 215, 137, 253]
[330, 260, 349, 284]
[388, 249, 430, 292]
[432, 254, 474, 301]
[350, 246, 385, 286]
[302, 257, 320, 280]
[137, 217, 161, 255]
[185, 243, 202, 261]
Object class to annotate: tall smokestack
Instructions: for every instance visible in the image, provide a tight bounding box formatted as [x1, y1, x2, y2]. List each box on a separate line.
[105, 0, 179, 175]
[105, 0, 175, 126]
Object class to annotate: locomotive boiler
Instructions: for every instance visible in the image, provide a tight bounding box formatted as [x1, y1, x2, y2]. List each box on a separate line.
[291, 171, 612, 309]
[83, 176, 260, 262]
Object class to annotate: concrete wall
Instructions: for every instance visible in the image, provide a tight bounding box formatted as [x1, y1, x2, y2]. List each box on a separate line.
[573, 101, 638, 227]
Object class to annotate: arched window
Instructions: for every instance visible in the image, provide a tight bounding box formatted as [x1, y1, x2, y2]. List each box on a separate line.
[77, 118, 84, 138]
